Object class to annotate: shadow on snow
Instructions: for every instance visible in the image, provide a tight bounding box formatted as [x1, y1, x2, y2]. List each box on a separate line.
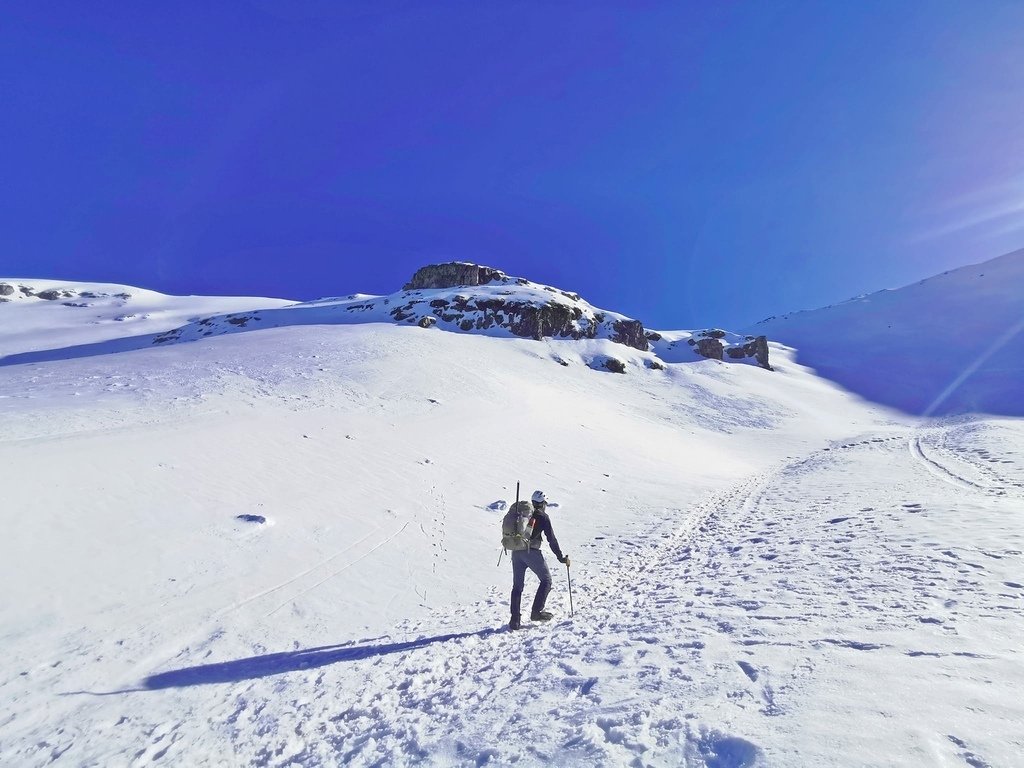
[147, 628, 501, 690]
[67, 628, 500, 695]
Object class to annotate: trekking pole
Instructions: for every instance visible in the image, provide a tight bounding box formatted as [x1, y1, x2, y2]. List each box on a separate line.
[566, 562, 574, 617]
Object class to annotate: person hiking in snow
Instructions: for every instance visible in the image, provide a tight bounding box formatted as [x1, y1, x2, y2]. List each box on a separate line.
[509, 490, 569, 630]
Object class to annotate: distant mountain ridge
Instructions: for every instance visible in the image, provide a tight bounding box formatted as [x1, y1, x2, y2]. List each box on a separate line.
[5, 252, 1021, 415]
[0, 265, 772, 373]
[750, 248, 1024, 416]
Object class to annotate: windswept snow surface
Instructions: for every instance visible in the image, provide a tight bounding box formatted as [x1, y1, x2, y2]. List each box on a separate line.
[1, 284, 1022, 766]
[749, 248, 1024, 416]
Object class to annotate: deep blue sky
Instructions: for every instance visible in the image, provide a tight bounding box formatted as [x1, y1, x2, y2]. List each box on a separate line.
[4, 1, 1024, 329]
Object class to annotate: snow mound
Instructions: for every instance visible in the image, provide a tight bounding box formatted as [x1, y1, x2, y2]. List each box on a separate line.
[749, 248, 1024, 416]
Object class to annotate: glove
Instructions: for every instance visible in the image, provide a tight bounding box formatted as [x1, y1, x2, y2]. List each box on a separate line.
[560, 555, 571, 567]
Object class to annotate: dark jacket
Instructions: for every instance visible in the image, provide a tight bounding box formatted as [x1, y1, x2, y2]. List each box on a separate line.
[529, 510, 564, 561]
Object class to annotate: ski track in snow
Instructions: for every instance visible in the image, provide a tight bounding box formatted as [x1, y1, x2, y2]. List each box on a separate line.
[7, 422, 1018, 766]
[910, 422, 1024, 497]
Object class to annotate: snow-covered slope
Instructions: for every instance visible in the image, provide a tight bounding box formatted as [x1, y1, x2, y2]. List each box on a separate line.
[749, 249, 1024, 416]
[0, 278, 294, 358]
[1, 267, 1022, 766]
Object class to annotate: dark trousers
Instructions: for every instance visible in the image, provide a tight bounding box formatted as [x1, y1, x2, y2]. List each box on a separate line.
[510, 548, 551, 619]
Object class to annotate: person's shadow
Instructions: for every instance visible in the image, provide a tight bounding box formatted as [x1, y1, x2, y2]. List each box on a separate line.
[68, 628, 499, 695]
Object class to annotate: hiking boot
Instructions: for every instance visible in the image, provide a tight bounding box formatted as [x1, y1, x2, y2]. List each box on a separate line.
[509, 615, 521, 631]
[530, 610, 553, 621]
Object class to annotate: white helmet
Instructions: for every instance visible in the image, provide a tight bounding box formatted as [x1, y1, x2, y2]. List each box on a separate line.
[531, 490, 547, 504]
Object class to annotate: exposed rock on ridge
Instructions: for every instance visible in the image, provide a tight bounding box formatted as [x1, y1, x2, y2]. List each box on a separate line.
[386, 263, 654, 352]
[403, 263, 506, 291]
[392, 263, 770, 368]
[0, 282, 132, 304]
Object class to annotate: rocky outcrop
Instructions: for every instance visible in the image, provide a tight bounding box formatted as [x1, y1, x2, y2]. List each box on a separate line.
[506, 301, 588, 343]
[755, 336, 771, 370]
[685, 329, 771, 369]
[612, 319, 648, 351]
[391, 264, 773, 368]
[37, 289, 76, 300]
[725, 336, 772, 370]
[391, 264, 653, 352]
[0, 284, 131, 303]
[403, 263, 506, 291]
[387, 290, 655, 352]
[588, 355, 626, 373]
[693, 336, 724, 360]
[401, 296, 588, 341]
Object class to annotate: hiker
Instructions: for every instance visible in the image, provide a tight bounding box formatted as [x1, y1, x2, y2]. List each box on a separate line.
[509, 490, 570, 630]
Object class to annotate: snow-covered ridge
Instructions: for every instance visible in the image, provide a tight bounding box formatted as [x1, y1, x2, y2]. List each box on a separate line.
[149, 262, 772, 372]
[1, 278, 140, 304]
[0, 278, 294, 359]
[748, 248, 1024, 416]
[1, 264, 772, 372]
